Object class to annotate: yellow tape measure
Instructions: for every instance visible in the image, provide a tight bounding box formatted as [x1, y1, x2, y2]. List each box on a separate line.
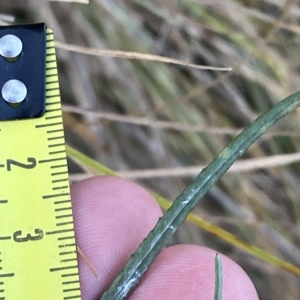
[0, 24, 81, 299]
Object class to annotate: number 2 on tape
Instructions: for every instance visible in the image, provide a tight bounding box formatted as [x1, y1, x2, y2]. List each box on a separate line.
[0, 24, 82, 299]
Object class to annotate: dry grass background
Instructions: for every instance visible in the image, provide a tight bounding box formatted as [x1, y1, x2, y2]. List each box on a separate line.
[2, 0, 300, 298]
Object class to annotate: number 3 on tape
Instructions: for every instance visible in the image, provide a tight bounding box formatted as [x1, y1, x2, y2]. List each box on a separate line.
[0, 24, 82, 299]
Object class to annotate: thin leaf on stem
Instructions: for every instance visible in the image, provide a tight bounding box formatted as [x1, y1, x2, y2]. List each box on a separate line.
[214, 253, 223, 300]
[99, 90, 300, 300]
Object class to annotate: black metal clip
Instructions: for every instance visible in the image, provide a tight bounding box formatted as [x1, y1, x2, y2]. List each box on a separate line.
[0, 23, 46, 121]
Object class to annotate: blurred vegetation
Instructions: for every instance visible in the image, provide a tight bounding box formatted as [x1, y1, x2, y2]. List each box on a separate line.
[2, 0, 300, 298]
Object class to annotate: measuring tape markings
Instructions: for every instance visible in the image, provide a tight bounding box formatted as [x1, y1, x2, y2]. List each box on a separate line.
[41, 29, 81, 286]
[0, 26, 81, 299]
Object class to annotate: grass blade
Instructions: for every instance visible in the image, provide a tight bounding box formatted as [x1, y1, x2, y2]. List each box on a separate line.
[214, 253, 223, 300]
[100, 90, 300, 300]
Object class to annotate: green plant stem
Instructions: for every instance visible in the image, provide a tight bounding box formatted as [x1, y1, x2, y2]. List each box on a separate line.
[214, 253, 223, 300]
[100, 90, 300, 300]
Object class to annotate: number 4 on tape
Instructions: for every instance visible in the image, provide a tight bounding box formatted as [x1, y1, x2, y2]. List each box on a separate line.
[0, 23, 82, 299]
